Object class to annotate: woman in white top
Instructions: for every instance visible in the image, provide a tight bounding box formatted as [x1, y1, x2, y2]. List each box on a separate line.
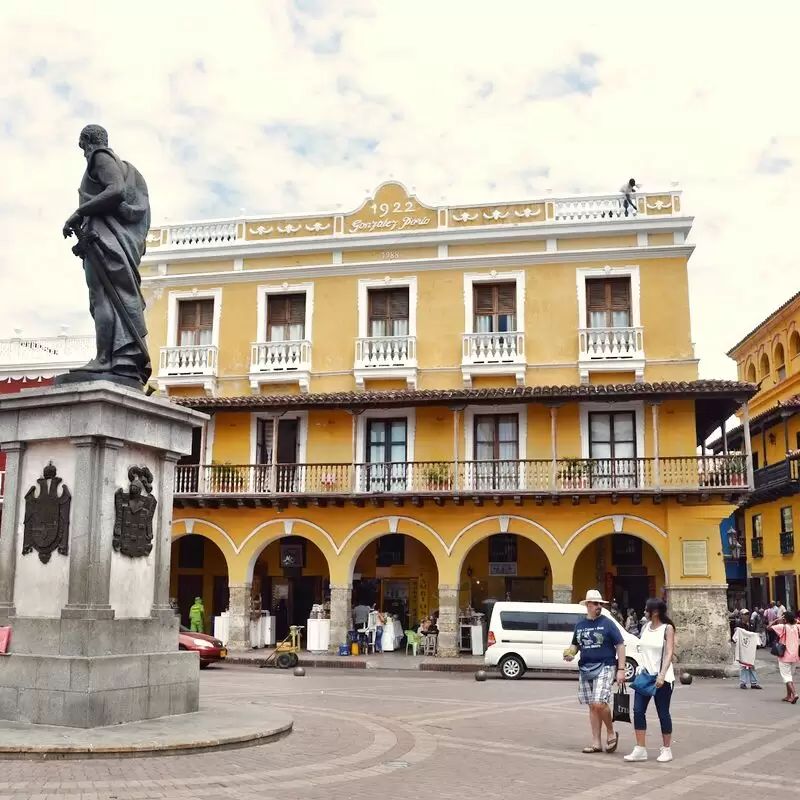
[624, 598, 676, 764]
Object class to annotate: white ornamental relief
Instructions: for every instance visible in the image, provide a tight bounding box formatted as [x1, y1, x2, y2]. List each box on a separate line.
[646, 200, 673, 211]
[452, 211, 479, 222]
[483, 209, 509, 221]
[146, 231, 161, 244]
[277, 223, 302, 234]
[305, 221, 331, 233]
[513, 207, 542, 218]
[248, 225, 274, 236]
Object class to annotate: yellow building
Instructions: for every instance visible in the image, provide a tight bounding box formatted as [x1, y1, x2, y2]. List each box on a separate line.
[719, 290, 800, 610]
[140, 181, 755, 661]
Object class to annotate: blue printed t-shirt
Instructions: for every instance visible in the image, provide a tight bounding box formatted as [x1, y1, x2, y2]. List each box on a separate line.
[571, 615, 624, 666]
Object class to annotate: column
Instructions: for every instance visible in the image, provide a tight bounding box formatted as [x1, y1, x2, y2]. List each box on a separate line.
[269, 415, 279, 492]
[87, 438, 124, 618]
[782, 412, 791, 453]
[742, 403, 755, 489]
[0, 442, 25, 615]
[152, 451, 182, 619]
[436, 583, 459, 657]
[226, 583, 252, 650]
[328, 583, 352, 652]
[551, 584, 573, 604]
[452, 407, 460, 491]
[651, 403, 661, 489]
[550, 406, 558, 490]
[666, 584, 730, 663]
[62, 436, 99, 618]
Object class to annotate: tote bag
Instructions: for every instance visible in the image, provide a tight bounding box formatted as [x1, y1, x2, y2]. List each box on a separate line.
[612, 684, 631, 724]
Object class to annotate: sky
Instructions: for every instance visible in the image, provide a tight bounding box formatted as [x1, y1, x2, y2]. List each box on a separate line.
[1, 1, 797, 380]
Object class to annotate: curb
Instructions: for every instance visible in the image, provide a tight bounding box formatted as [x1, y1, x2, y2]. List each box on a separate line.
[227, 655, 367, 669]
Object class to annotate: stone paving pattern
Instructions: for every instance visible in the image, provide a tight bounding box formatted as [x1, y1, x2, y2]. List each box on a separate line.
[0, 661, 797, 799]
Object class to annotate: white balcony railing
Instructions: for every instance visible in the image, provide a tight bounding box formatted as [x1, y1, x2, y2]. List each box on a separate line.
[355, 335, 417, 369]
[159, 345, 218, 376]
[579, 327, 644, 361]
[0, 334, 95, 366]
[553, 195, 639, 222]
[462, 332, 525, 364]
[250, 340, 311, 374]
[169, 222, 238, 247]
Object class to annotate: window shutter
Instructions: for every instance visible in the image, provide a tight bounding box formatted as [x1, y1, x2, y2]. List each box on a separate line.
[497, 283, 516, 314]
[267, 296, 288, 327]
[369, 290, 389, 319]
[288, 294, 306, 325]
[586, 280, 607, 311]
[198, 299, 214, 329]
[474, 285, 495, 315]
[389, 289, 409, 320]
[609, 278, 631, 312]
[178, 301, 197, 329]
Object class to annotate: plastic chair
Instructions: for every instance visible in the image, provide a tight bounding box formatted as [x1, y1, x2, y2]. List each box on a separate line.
[405, 630, 421, 655]
[423, 633, 438, 656]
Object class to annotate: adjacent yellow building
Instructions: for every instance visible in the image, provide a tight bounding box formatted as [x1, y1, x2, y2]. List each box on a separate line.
[140, 181, 756, 661]
[720, 291, 800, 610]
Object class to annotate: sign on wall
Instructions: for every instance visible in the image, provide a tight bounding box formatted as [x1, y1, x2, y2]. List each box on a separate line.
[682, 540, 709, 577]
[489, 562, 518, 576]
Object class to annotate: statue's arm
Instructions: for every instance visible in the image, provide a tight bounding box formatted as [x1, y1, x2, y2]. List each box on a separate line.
[76, 152, 126, 218]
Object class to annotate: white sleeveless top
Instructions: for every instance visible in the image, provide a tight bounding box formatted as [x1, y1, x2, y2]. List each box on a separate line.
[639, 622, 675, 683]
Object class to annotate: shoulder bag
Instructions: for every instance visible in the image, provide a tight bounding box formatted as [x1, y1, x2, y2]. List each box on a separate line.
[771, 627, 787, 658]
[631, 623, 665, 697]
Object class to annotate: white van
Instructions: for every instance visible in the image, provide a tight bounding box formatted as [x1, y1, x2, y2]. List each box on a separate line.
[485, 601, 642, 680]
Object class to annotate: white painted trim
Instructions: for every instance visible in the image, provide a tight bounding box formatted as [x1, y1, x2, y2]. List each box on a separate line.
[143, 215, 694, 266]
[143, 245, 696, 289]
[449, 515, 561, 560]
[203, 414, 215, 465]
[356, 275, 418, 339]
[579, 401, 646, 461]
[166, 287, 223, 348]
[463, 404, 528, 462]
[463, 270, 526, 334]
[255, 281, 315, 347]
[355, 408, 416, 492]
[248, 410, 309, 467]
[576, 264, 641, 328]
[637, 232, 648, 247]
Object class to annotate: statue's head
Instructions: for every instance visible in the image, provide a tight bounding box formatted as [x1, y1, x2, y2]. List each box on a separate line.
[78, 124, 109, 155]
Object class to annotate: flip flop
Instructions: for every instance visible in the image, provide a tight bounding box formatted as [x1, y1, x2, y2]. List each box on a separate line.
[606, 732, 619, 753]
[791, 696, 798, 705]
[582, 746, 602, 753]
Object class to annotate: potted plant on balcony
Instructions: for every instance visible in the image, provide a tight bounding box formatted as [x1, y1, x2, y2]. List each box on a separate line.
[424, 463, 452, 491]
[558, 458, 590, 490]
[728, 455, 746, 486]
[211, 461, 249, 493]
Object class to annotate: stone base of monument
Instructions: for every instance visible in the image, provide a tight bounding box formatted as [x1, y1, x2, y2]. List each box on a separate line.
[0, 382, 206, 729]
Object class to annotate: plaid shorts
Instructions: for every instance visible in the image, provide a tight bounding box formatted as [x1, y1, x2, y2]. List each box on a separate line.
[578, 664, 616, 705]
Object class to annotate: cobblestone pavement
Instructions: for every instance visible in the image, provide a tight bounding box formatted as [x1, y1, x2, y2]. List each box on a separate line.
[1, 663, 798, 799]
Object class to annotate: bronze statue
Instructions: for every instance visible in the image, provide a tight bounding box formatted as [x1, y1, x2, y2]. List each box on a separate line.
[61, 124, 152, 388]
[113, 466, 157, 558]
[22, 463, 72, 564]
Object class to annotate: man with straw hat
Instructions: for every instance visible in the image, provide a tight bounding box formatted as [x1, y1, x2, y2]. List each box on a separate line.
[564, 589, 627, 754]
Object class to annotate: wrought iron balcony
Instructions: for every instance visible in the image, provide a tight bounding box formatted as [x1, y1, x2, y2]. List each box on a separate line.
[751, 538, 764, 558]
[780, 532, 795, 555]
[751, 455, 800, 502]
[173, 455, 747, 506]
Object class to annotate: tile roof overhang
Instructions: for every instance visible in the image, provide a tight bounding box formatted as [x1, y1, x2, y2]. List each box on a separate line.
[710, 393, 800, 451]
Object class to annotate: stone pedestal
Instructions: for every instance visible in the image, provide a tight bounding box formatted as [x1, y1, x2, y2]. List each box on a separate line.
[552, 584, 573, 604]
[436, 584, 459, 657]
[666, 584, 730, 663]
[328, 583, 352, 653]
[226, 584, 252, 650]
[0, 382, 207, 727]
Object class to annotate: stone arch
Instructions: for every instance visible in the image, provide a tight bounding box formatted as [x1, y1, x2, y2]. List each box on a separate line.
[789, 330, 800, 359]
[339, 516, 449, 582]
[171, 518, 237, 577]
[774, 341, 786, 371]
[239, 519, 340, 583]
[745, 361, 757, 383]
[760, 351, 771, 380]
[448, 515, 565, 585]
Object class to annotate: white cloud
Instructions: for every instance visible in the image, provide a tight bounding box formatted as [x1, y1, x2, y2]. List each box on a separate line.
[0, 0, 797, 378]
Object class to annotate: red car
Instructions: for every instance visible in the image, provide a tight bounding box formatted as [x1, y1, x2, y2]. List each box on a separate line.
[179, 626, 227, 668]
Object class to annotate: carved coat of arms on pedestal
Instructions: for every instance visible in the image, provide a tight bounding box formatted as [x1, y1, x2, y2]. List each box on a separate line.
[113, 466, 157, 558]
[22, 462, 72, 564]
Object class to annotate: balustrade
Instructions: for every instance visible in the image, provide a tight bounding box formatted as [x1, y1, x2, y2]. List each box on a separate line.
[168, 222, 239, 246]
[578, 327, 644, 361]
[355, 335, 416, 369]
[462, 332, 525, 364]
[0, 335, 94, 365]
[250, 340, 311, 373]
[159, 345, 218, 375]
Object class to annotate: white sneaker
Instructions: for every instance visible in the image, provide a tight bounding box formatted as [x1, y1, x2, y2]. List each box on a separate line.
[623, 746, 648, 762]
[657, 747, 673, 763]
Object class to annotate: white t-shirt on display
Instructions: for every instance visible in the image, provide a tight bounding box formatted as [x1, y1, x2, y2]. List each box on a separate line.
[732, 627, 759, 667]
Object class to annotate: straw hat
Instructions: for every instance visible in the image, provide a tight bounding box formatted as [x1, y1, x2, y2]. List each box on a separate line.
[580, 589, 609, 606]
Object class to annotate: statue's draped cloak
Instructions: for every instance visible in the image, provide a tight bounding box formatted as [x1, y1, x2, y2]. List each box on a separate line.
[79, 147, 151, 383]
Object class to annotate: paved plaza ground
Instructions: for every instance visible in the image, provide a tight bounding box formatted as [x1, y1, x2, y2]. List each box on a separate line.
[1, 660, 798, 800]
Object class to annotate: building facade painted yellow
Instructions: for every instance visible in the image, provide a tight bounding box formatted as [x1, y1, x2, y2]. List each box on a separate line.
[722, 291, 800, 610]
[144, 182, 755, 661]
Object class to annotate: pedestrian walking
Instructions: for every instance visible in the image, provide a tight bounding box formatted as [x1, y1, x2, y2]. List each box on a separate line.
[625, 608, 640, 636]
[563, 589, 626, 755]
[732, 612, 762, 689]
[624, 598, 676, 763]
[765, 601, 778, 647]
[189, 596, 205, 633]
[769, 611, 799, 704]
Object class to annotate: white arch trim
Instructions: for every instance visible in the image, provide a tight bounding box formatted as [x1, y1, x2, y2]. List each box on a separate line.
[172, 518, 237, 554]
[338, 515, 448, 558]
[449, 515, 562, 556]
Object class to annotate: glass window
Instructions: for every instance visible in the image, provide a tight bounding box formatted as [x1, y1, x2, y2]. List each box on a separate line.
[752, 514, 763, 538]
[589, 411, 637, 488]
[781, 507, 794, 534]
[473, 283, 516, 333]
[368, 288, 409, 337]
[499, 611, 545, 631]
[586, 277, 631, 329]
[474, 414, 520, 491]
[365, 419, 408, 492]
[546, 613, 585, 632]
[178, 299, 214, 346]
[267, 293, 306, 342]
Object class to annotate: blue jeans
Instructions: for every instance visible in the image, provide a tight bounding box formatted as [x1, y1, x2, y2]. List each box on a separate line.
[633, 683, 673, 734]
[740, 666, 760, 685]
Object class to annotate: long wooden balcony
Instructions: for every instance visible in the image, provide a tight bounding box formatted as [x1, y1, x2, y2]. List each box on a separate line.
[173, 455, 747, 508]
[749, 455, 800, 504]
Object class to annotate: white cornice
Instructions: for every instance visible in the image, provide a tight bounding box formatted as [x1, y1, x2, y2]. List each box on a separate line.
[142, 215, 694, 266]
[141, 244, 696, 290]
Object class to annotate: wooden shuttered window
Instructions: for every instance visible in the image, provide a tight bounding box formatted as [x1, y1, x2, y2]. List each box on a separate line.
[178, 299, 214, 346]
[586, 278, 631, 328]
[368, 288, 409, 336]
[267, 293, 306, 341]
[473, 283, 516, 332]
